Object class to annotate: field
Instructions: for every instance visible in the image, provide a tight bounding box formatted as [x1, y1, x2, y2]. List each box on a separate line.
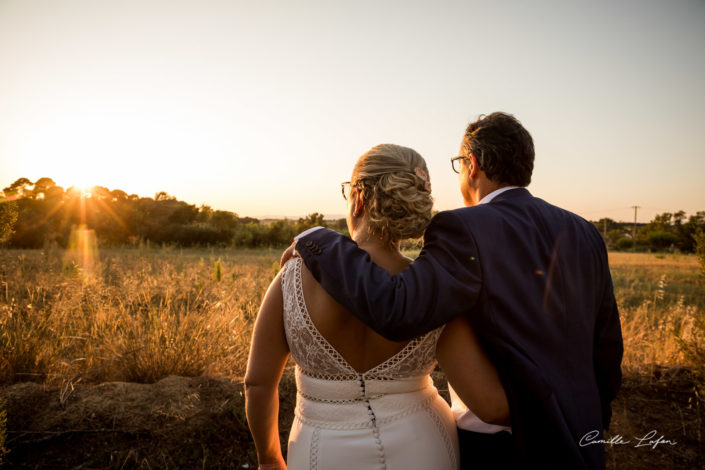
[1, 248, 704, 469]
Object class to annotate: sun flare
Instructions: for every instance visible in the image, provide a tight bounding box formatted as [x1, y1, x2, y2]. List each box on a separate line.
[78, 186, 93, 198]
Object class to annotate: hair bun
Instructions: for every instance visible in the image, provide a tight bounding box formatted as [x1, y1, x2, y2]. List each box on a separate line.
[352, 144, 434, 243]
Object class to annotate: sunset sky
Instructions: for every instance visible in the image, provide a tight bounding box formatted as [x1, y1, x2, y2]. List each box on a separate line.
[1, 0, 703, 222]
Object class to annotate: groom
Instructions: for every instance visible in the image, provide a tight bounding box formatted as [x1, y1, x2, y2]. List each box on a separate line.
[287, 112, 623, 469]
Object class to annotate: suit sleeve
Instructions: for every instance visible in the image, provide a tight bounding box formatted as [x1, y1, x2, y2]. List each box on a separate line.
[296, 210, 483, 341]
[593, 245, 623, 430]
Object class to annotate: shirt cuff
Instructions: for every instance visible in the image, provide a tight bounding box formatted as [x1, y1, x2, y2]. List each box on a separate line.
[295, 226, 325, 240]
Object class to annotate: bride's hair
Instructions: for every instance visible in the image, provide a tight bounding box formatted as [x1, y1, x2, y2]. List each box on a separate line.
[352, 144, 433, 244]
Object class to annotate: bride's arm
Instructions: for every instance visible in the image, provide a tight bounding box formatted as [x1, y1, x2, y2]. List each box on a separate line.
[436, 316, 510, 426]
[245, 270, 290, 470]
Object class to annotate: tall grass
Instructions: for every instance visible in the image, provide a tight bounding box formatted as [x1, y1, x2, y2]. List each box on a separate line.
[0, 247, 279, 385]
[1, 248, 703, 386]
[608, 252, 705, 376]
[675, 231, 705, 395]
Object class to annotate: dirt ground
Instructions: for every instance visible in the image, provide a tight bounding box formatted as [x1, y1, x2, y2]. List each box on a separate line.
[2, 368, 703, 469]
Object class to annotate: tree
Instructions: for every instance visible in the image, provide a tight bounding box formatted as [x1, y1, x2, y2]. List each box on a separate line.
[91, 186, 112, 200]
[675, 212, 705, 252]
[154, 191, 175, 201]
[0, 200, 18, 243]
[296, 212, 325, 233]
[197, 204, 213, 223]
[648, 231, 677, 251]
[167, 203, 199, 225]
[110, 189, 128, 201]
[45, 186, 65, 200]
[2, 177, 32, 199]
[32, 177, 56, 199]
[606, 228, 626, 248]
[210, 210, 238, 232]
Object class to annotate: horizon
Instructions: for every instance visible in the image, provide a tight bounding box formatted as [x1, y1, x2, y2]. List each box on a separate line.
[1, 0, 704, 223]
[2, 175, 698, 225]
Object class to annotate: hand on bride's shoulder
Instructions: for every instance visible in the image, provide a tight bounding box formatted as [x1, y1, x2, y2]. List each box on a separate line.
[280, 240, 299, 268]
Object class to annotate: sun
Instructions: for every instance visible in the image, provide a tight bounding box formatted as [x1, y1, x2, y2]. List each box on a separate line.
[67, 170, 97, 192]
[65, 178, 95, 198]
[78, 186, 93, 198]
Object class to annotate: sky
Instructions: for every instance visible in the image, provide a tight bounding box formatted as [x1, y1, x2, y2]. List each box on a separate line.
[1, 0, 704, 222]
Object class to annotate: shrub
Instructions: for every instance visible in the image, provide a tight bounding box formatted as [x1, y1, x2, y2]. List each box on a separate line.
[648, 231, 677, 251]
[616, 238, 634, 251]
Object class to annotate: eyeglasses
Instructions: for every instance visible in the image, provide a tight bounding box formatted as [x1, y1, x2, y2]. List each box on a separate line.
[341, 181, 352, 200]
[451, 156, 469, 174]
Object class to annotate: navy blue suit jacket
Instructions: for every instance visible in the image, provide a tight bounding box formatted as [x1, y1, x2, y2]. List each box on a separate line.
[296, 188, 623, 469]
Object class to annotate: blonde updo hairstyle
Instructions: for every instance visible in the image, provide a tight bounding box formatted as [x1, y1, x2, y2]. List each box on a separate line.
[351, 144, 433, 244]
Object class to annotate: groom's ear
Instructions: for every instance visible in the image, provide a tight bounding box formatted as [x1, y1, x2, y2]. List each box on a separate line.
[468, 154, 481, 179]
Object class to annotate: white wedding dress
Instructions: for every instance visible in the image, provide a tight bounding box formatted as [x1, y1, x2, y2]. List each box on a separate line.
[282, 258, 459, 470]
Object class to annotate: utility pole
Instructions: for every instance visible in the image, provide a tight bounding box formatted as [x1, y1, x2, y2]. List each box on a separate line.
[631, 205, 641, 247]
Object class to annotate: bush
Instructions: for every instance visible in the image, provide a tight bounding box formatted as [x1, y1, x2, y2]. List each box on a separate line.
[616, 238, 634, 251]
[648, 231, 677, 251]
[0, 200, 18, 244]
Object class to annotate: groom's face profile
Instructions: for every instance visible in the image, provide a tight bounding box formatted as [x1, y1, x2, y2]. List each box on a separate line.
[457, 151, 479, 207]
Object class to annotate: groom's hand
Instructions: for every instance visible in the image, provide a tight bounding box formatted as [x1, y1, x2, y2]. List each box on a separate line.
[280, 240, 298, 267]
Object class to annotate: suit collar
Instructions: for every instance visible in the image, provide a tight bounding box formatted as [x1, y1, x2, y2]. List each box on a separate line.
[489, 187, 531, 203]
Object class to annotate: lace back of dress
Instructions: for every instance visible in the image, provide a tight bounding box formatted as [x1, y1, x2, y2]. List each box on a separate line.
[281, 257, 442, 381]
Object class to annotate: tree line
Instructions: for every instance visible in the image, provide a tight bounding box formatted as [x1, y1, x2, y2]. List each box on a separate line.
[0, 177, 346, 248]
[594, 212, 705, 253]
[1, 177, 703, 252]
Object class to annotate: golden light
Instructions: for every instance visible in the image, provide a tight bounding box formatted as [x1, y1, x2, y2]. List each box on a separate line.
[78, 186, 93, 198]
[64, 224, 98, 281]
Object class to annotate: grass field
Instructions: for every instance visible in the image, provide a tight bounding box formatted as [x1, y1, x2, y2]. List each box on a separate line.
[2, 248, 703, 385]
[607, 252, 705, 374]
[1, 247, 280, 385]
[1, 247, 704, 468]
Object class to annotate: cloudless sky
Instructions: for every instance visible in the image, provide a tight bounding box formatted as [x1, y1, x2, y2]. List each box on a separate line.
[1, 0, 703, 221]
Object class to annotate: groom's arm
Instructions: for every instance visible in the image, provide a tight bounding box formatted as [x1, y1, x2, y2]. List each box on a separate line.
[296, 210, 482, 341]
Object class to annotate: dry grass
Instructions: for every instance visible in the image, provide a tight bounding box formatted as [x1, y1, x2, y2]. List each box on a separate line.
[1, 248, 704, 469]
[0, 247, 280, 385]
[1, 248, 704, 386]
[608, 252, 700, 268]
[607, 252, 705, 376]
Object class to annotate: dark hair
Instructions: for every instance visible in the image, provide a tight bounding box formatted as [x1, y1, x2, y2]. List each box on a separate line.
[462, 112, 534, 186]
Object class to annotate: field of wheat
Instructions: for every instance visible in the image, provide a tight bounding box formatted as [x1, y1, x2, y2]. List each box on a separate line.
[2, 248, 703, 386]
[1, 247, 704, 468]
[0, 247, 284, 386]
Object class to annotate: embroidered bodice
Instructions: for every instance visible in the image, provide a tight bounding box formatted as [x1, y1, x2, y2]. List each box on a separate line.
[281, 257, 442, 381]
[280, 258, 457, 470]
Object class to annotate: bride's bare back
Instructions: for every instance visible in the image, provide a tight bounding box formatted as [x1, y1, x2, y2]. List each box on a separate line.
[299, 254, 412, 373]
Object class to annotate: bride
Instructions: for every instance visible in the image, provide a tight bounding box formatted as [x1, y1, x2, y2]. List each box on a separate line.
[245, 144, 509, 469]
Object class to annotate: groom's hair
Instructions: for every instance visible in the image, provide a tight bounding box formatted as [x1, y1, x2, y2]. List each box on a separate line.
[462, 112, 534, 187]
